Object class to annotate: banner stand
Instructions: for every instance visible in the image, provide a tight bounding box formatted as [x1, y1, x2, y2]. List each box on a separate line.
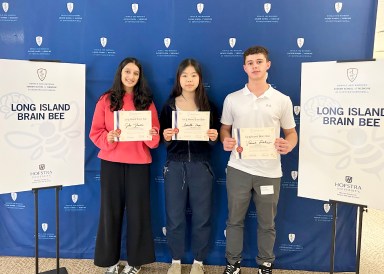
[329, 200, 367, 274]
[33, 185, 68, 274]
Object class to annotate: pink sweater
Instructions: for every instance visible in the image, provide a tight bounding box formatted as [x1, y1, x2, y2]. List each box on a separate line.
[89, 92, 160, 164]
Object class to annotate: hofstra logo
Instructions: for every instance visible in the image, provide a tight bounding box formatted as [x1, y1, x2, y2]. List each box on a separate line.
[39, 164, 46, 170]
[335, 176, 362, 191]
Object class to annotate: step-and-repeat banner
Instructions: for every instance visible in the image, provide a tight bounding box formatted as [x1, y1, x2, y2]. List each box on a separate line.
[0, 1, 378, 271]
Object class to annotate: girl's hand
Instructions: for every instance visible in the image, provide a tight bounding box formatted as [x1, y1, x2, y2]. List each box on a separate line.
[163, 128, 177, 142]
[149, 128, 159, 136]
[107, 129, 121, 144]
[207, 129, 218, 141]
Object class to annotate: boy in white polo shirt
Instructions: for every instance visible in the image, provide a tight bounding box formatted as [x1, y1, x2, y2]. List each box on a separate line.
[220, 46, 298, 274]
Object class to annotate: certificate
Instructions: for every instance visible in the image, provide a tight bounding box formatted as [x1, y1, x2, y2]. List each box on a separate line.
[172, 111, 210, 141]
[114, 110, 152, 141]
[234, 127, 277, 159]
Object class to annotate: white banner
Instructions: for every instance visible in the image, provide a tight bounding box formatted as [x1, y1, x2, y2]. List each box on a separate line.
[298, 60, 384, 210]
[0, 59, 85, 194]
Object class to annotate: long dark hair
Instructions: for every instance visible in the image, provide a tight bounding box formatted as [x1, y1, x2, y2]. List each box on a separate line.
[101, 57, 153, 111]
[170, 58, 210, 111]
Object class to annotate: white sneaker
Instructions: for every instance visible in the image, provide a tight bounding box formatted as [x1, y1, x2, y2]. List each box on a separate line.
[105, 263, 119, 274]
[122, 265, 141, 274]
[190, 263, 205, 274]
[167, 263, 181, 274]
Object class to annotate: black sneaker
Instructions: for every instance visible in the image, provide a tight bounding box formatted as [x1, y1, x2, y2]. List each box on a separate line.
[258, 262, 273, 274]
[223, 261, 241, 274]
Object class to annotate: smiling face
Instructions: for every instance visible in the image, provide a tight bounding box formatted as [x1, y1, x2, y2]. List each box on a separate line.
[243, 53, 271, 82]
[179, 65, 200, 94]
[121, 62, 140, 92]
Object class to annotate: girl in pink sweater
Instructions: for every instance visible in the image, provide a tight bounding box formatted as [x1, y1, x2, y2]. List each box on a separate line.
[90, 57, 159, 274]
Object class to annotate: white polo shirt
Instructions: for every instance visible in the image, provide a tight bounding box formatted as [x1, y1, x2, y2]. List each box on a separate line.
[221, 84, 296, 178]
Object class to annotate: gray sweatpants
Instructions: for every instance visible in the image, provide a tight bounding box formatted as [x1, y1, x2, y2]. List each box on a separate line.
[225, 166, 281, 266]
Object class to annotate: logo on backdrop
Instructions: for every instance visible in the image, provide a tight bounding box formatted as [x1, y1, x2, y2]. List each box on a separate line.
[2, 2, 8, 12]
[297, 37, 304, 49]
[229, 38, 236, 48]
[278, 233, 303, 252]
[37, 68, 47, 81]
[294, 106, 301, 116]
[324, 203, 331, 213]
[28, 36, 51, 56]
[162, 227, 167, 236]
[39, 222, 55, 240]
[132, 3, 138, 14]
[92, 36, 116, 56]
[188, 2, 212, 23]
[281, 170, 298, 189]
[264, 3, 271, 14]
[100, 37, 107, 48]
[288, 233, 295, 243]
[164, 37, 171, 48]
[255, 2, 279, 23]
[345, 176, 352, 183]
[64, 193, 87, 212]
[4, 192, 26, 210]
[325, 1, 351, 23]
[156, 37, 179, 57]
[0, 2, 19, 22]
[67, 2, 73, 13]
[314, 203, 333, 222]
[287, 37, 312, 58]
[197, 3, 204, 14]
[220, 37, 242, 58]
[347, 68, 358, 82]
[59, 2, 82, 22]
[291, 171, 298, 180]
[123, 3, 147, 23]
[36, 36, 43, 47]
[335, 2, 343, 13]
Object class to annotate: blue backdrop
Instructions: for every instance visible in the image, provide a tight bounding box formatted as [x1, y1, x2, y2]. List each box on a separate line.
[0, 0, 378, 271]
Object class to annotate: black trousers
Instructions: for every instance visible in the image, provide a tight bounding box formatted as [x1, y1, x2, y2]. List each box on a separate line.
[94, 160, 155, 267]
